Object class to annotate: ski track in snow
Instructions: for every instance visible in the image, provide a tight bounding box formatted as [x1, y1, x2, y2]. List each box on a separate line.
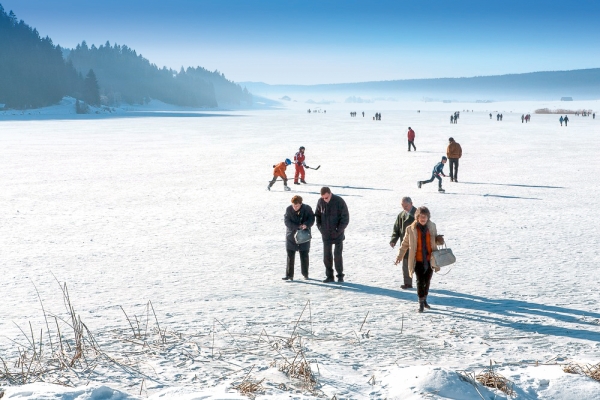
[1, 101, 600, 399]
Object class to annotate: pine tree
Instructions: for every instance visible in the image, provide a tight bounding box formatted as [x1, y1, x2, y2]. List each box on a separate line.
[83, 69, 100, 106]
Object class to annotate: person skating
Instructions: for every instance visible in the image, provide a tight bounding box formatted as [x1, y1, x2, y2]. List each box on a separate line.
[395, 206, 443, 312]
[407, 127, 416, 151]
[315, 187, 350, 283]
[418, 156, 448, 192]
[390, 196, 416, 289]
[268, 158, 292, 191]
[446, 137, 462, 182]
[282, 195, 315, 281]
[293, 146, 308, 185]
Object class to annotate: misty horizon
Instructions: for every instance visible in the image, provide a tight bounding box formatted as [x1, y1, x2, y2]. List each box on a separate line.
[2, 0, 600, 85]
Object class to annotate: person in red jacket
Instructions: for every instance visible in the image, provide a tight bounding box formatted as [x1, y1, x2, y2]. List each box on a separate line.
[294, 146, 308, 184]
[268, 159, 292, 191]
[407, 127, 416, 151]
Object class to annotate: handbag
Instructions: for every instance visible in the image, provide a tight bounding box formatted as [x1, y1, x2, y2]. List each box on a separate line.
[295, 229, 312, 244]
[431, 244, 456, 268]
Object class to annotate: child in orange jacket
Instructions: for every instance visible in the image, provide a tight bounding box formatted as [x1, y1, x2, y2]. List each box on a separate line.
[268, 159, 292, 191]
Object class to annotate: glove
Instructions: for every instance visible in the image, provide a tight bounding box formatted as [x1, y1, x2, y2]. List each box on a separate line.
[435, 235, 445, 245]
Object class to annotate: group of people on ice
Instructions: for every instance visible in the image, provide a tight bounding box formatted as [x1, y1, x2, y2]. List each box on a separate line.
[521, 114, 531, 123]
[450, 112, 459, 124]
[270, 127, 462, 312]
[267, 146, 311, 191]
[283, 187, 349, 284]
[559, 115, 570, 126]
[282, 187, 444, 313]
[407, 127, 463, 192]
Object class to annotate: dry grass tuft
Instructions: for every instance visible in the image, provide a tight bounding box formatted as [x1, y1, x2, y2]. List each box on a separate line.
[563, 362, 600, 382]
[475, 361, 515, 397]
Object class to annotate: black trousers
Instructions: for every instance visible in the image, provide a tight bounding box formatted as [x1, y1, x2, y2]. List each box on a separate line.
[414, 260, 433, 299]
[449, 158, 459, 180]
[286, 250, 309, 278]
[408, 140, 416, 151]
[323, 241, 344, 279]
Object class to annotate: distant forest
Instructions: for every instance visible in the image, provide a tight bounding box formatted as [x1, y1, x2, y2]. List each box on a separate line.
[0, 4, 251, 109]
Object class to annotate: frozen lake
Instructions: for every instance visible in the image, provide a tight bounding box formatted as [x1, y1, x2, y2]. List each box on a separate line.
[1, 101, 600, 399]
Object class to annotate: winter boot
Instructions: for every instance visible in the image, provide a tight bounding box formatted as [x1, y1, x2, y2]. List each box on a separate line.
[294, 182, 300, 185]
[284, 186, 291, 191]
[300, 180, 307, 184]
[423, 297, 431, 309]
[418, 298, 425, 313]
[418, 181, 422, 189]
[438, 187, 445, 193]
[267, 185, 271, 191]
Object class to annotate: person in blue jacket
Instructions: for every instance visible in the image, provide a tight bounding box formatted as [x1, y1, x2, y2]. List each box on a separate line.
[418, 156, 448, 192]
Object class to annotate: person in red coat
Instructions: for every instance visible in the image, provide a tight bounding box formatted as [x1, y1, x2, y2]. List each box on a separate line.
[407, 127, 416, 151]
[294, 146, 308, 184]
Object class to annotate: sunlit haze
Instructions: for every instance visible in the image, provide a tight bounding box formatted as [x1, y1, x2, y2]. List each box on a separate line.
[2, 0, 600, 84]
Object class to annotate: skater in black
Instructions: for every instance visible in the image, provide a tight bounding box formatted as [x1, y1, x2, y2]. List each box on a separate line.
[283, 195, 315, 281]
[418, 156, 447, 192]
[315, 187, 350, 283]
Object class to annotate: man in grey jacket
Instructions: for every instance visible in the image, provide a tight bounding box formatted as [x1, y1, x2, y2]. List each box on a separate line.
[390, 196, 416, 289]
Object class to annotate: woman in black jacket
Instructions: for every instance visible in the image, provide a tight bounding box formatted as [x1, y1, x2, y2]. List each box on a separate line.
[283, 195, 315, 280]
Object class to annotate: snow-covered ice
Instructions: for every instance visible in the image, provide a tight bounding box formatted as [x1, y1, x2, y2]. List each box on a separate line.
[1, 100, 600, 399]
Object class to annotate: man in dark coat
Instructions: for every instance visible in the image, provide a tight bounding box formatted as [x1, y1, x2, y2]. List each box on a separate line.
[390, 196, 416, 289]
[315, 187, 350, 283]
[283, 195, 315, 281]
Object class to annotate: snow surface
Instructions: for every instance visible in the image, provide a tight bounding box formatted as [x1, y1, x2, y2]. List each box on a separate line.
[1, 99, 600, 399]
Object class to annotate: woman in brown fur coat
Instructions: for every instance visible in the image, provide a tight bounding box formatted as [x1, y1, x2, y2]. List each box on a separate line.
[395, 206, 443, 312]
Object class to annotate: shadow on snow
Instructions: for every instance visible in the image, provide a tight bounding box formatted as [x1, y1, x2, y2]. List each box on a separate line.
[294, 281, 600, 342]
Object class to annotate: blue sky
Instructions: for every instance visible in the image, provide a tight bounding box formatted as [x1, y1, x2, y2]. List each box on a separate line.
[2, 0, 600, 84]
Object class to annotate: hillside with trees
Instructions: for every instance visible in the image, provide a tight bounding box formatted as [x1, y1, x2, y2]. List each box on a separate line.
[0, 3, 252, 110]
[0, 4, 82, 108]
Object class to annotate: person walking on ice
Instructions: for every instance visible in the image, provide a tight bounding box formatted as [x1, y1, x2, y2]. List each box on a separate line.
[407, 127, 416, 151]
[395, 206, 444, 313]
[446, 137, 462, 182]
[293, 146, 308, 185]
[418, 156, 448, 192]
[315, 187, 350, 283]
[564, 115, 569, 126]
[282, 195, 315, 281]
[390, 196, 416, 289]
[268, 158, 292, 191]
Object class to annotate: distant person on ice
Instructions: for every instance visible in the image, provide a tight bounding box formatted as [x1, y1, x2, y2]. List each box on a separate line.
[446, 137, 462, 182]
[293, 146, 308, 185]
[559, 116, 564, 126]
[418, 156, 448, 192]
[564, 115, 569, 126]
[282, 195, 315, 281]
[315, 187, 350, 283]
[390, 196, 416, 289]
[407, 127, 416, 151]
[267, 158, 292, 191]
[395, 206, 444, 313]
